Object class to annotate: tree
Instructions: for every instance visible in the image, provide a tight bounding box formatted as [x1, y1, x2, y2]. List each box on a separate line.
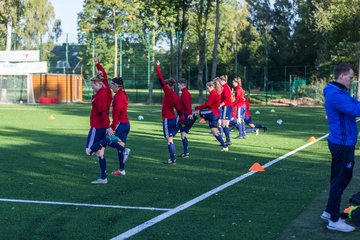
[173, 0, 192, 81]
[210, 0, 220, 80]
[78, 0, 137, 79]
[19, 0, 55, 49]
[310, 0, 360, 67]
[192, 0, 214, 101]
[0, 0, 23, 50]
[51, 19, 62, 43]
[271, 0, 296, 65]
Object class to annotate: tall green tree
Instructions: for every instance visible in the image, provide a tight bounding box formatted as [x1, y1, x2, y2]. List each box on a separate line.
[172, 0, 192, 81]
[78, 0, 135, 78]
[192, 0, 214, 101]
[210, 0, 220, 80]
[20, 0, 55, 49]
[311, 0, 360, 67]
[0, 0, 55, 62]
[215, 0, 258, 78]
[290, 0, 318, 66]
[51, 19, 62, 43]
[0, 0, 23, 50]
[271, 0, 296, 65]
[134, 0, 179, 102]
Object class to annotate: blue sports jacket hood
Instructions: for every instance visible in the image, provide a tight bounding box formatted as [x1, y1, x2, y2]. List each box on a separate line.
[323, 82, 360, 146]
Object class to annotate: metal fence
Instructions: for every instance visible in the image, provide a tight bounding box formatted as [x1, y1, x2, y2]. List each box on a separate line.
[2, 31, 348, 104]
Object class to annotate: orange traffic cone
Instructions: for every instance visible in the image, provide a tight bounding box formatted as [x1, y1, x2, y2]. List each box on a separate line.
[307, 136, 317, 142]
[199, 119, 206, 124]
[249, 162, 265, 172]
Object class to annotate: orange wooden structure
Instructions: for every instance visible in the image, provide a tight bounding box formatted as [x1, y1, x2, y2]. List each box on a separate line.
[32, 74, 82, 103]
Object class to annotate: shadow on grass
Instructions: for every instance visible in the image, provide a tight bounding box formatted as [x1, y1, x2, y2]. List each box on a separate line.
[0, 104, 342, 239]
[279, 155, 360, 240]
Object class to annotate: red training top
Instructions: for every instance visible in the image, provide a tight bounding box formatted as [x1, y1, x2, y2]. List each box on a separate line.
[234, 85, 245, 107]
[96, 63, 112, 106]
[156, 65, 182, 120]
[90, 87, 110, 128]
[195, 89, 221, 117]
[111, 89, 129, 130]
[231, 100, 237, 118]
[245, 98, 251, 117]
[180, 87, 192, 115]
[221, 83, 232, 107]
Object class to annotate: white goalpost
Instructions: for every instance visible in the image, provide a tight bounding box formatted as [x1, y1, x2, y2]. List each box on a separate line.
[0, 50, 47, 104]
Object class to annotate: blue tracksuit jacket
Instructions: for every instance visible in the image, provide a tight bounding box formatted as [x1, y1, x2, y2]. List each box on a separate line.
[323, 82, 360, 146]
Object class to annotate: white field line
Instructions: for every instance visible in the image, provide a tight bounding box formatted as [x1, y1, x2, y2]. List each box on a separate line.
[111, 133, 329, 240]
[0, 198, 171, 211]
[0, 108, 42, 111]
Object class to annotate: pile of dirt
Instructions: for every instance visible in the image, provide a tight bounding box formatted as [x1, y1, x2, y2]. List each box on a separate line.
[269, 97, 322, 107]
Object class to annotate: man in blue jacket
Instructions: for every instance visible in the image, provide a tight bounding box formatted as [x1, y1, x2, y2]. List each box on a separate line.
[321, 63, 358, 232]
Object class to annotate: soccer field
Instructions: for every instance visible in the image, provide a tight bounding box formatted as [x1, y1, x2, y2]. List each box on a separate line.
[0, 104, 359, 239]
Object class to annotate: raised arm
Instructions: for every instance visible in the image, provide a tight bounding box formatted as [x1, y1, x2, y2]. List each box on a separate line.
[156, 60, 166, 88]
[94, 57, 108, 83]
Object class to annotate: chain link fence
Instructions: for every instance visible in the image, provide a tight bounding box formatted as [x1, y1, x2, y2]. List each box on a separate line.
[13, 31, 353, 105]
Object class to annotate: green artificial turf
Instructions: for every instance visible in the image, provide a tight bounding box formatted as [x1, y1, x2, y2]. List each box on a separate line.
[1, 104, 358, 239]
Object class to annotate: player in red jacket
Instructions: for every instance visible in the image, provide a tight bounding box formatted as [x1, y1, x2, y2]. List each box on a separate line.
[229, 94, 267, 134]
[85, 74, 111, 184]
[94, 57, 112, 106]
[156, 60, 184, 164]
[177, 78, 197, 158]
[233, 77, 246, 139]
[218, 75, 233, 145]
[87, 77, 131, 177]
[195, 79, 228, 151]
[244, 95, 267, 133]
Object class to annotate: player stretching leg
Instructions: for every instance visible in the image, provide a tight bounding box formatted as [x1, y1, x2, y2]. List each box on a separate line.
[156, 60, 184, 164]
[177, 78, 196, 158]
[85, 72, 112, 184]
[244, 95, 267, 135]
[87, 77, 131, 176]
[232, 77, 246, 139]
[195, 80, 228, 151]
[218, 75, 233, 145]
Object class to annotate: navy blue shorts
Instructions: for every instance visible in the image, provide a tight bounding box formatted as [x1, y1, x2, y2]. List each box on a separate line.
[221, 106, 233, 120]
[114, 122, 130, 143]
[200, 109, 219, 128]
[229, 118, 238, 128]
[244, 116, 253, 125]
[163, 118, 179, 138]
[236, 106, 246, 119]
[86, 128, 107, 149]
[180, 114, 195, 134]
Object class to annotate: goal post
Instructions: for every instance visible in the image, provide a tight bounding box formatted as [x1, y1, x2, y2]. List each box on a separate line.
[0, 50, 47, 104]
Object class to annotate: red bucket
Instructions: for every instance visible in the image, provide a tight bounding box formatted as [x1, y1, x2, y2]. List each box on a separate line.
[39, 97, 59, 104]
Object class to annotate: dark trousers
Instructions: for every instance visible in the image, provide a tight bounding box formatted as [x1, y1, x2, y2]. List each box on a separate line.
[325, 140, 355, 222]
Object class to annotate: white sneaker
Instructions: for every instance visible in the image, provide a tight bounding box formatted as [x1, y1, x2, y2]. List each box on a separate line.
[85, 148, 92, 156]
[123, 148, 131, 163]
[256, 129, 259, 136]
[327, 219, 355, 232]
[320, 211, 331, 221]
[164, 159, 176, 165]
[221, 147, 229, 152]
[91, 178, 108, 184]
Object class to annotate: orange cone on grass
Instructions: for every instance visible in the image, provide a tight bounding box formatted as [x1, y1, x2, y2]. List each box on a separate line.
[307, 136, 317, 142]
[199, 119, 206, 124]
[249, 162, 265, 172]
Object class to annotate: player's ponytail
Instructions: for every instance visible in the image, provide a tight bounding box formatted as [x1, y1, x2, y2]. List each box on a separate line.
[213, 77, 223, 94]
[234, 77, 242, 87]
